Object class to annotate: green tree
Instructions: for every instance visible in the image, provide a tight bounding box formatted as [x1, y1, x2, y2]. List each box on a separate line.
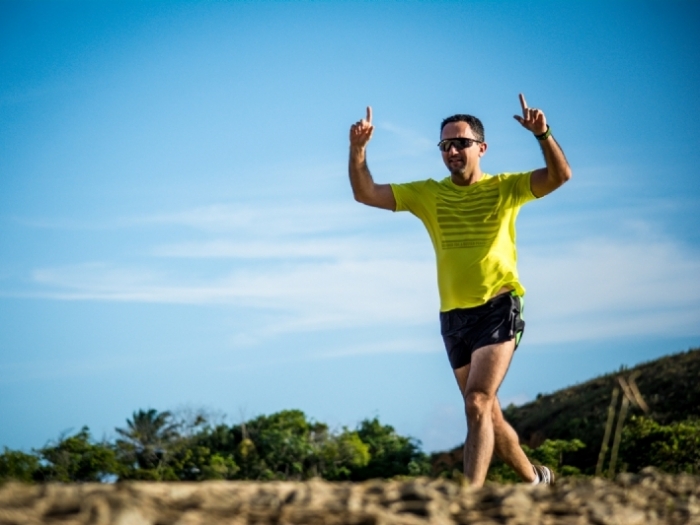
[316, 429, 371, 480]
[193, 411, 374, 481]
[0, 448, 40, 483]
[115, 408, 180, 479]
[160, 409, 240, 481]
[169, 445, 239, 480]
[620, 416, 700, 474]
[35, 427, 120, 482]
[349, 418, 430, 480]
[241, 410, 316, 480]
[193, 422, 259, 479]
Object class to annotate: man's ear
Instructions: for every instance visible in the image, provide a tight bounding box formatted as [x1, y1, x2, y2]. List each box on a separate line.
[479, 142, 488, 157]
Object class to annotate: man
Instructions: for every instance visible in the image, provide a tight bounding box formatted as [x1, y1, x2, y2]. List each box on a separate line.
[347, 94, 571, 487]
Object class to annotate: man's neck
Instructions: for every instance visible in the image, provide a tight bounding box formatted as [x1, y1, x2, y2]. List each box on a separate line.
[450, 168, 483, 187]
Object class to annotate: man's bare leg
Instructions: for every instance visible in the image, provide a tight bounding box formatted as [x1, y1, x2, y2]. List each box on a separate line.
[492, 397, 535, 482]
[453, 340, 535, 486]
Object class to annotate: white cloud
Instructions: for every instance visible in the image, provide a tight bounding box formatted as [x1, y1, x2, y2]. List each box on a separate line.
[11, 197, 700, 350]
[520, 237, 700, 343]
[25, 233, 700, 347]
[27, 258, 438, 334]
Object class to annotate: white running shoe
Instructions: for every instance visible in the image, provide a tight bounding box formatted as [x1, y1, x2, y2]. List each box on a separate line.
[532, 464, 555, 485]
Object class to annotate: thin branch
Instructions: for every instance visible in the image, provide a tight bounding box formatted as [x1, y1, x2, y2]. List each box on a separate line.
[627, 371, 650, 413]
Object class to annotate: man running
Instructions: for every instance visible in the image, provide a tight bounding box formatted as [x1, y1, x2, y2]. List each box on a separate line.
[347, 94, 571, 487]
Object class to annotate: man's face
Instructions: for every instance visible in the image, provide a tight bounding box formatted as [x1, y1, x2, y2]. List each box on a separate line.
[440, 122, 487, 176]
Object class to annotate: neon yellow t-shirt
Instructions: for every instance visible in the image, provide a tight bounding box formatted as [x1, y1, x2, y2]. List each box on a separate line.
[391, 172, 536, 312]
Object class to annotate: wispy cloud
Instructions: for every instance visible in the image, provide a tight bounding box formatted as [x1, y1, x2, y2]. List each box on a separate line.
[8, 197, 700, 349]
[25, 258, 437, 333]
[520, 237, 700, 343]
[20, 233, 700, 346]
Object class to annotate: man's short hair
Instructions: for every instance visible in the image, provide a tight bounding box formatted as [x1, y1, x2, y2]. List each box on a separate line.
[440, 114, 485, 142]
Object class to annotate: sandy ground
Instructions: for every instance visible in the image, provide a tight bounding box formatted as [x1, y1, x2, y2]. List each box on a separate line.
[0, 468, 698, 525]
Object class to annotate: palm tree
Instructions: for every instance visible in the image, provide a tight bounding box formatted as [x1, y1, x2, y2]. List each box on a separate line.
[115, 409, 180, 470]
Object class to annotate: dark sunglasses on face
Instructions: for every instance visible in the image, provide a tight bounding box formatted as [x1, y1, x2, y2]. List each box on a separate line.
[437, 137, 483, 152]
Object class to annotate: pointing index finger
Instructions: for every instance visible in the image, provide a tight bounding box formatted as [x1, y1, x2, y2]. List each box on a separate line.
[366, 106, 372, 124]
[519, 93, 528, 115]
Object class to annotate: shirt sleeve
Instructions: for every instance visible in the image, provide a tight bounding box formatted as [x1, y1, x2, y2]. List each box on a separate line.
[390, 181, 428, 213]
[501, 171, 537, 207]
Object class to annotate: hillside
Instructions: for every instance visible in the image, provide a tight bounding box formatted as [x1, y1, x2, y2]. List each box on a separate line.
[434, 347, 700, 475]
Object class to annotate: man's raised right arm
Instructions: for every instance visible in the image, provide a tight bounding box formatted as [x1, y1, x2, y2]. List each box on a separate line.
[348, 106, 396, 211]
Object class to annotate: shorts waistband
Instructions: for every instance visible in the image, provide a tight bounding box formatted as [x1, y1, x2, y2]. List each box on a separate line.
[441, 290, 518, 315]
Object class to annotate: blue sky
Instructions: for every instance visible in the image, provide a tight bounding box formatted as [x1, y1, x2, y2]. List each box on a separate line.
[1, 0, 699, 454]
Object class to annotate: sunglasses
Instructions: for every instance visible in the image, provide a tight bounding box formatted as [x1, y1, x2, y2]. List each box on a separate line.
[437, 137, 483, 152]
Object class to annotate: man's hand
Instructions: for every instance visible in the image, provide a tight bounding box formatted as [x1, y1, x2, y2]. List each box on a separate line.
[349, 106, 374, 149]
[348, 106, 395, 211]
[513, 94, 547, 136]
[516, 93, 572, 197]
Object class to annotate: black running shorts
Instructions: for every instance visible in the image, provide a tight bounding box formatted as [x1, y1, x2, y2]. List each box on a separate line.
[439, 291, 525, 370]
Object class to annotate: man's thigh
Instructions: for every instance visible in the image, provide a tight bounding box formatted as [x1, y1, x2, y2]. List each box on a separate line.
[461, 340, 516, 397]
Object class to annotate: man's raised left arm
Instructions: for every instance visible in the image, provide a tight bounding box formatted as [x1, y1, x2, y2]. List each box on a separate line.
[513, 93, 572, 198]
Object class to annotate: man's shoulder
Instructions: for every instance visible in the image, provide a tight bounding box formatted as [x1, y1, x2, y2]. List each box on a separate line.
[391, 177, 442, 192]
[488, 171, 534, 191]
[491, 171, 537, 203]
[393, 177, 441, 186]
[491, 171, 534, 181]
[391, 178, 442, 213]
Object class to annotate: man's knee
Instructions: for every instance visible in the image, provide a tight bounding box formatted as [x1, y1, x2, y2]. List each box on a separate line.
[465, 390, 495, 421]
